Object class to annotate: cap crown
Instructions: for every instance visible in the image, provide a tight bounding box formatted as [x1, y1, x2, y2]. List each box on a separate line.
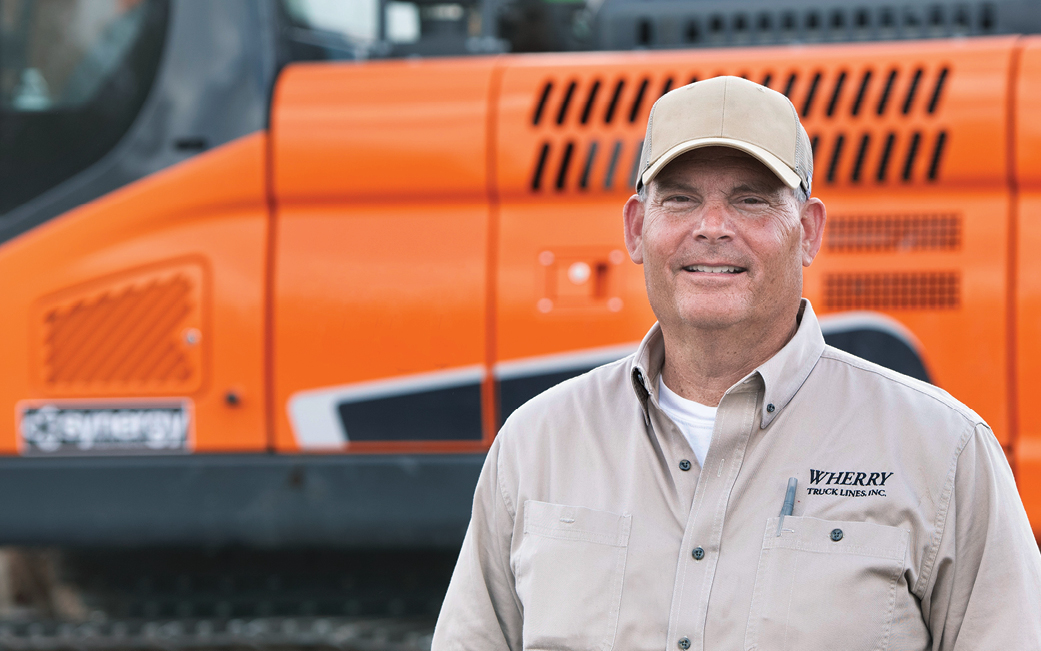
[638, 76, 813, 195]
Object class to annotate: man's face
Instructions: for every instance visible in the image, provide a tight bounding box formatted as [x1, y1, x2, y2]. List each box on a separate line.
[623, 147, 825, 335]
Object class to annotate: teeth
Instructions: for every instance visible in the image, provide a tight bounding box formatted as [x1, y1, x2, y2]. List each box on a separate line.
[686, 265, 743, 273]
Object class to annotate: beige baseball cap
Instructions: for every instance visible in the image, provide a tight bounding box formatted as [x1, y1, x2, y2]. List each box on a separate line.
[637, 76, 813, 196]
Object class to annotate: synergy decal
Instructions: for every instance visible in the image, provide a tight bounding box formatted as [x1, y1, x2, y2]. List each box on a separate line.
[17, 400, 192, 456]
[806, 468, 893, 497]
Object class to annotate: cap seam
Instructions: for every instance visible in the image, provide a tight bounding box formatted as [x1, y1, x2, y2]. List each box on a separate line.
[718, 78, 728, 137]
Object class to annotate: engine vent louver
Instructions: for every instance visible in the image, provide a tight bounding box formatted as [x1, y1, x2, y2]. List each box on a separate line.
[827, 214, 962, 253]
[527, 64, 950, 193]
[824, 271, 960, 310]
[37, 264, 205, 395]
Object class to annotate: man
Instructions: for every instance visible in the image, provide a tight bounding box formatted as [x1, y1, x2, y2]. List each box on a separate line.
[432, 76, 1041, 650]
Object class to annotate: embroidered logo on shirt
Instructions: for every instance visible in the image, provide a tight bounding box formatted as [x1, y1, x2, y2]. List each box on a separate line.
[805, 468, 893, 497]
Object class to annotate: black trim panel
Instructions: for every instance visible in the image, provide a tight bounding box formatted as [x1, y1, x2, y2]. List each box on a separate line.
[337, 383, 483, 441]
[0, 453, 484, 548]
[499, 367, 596, 423]
[824, 328, 931, 383]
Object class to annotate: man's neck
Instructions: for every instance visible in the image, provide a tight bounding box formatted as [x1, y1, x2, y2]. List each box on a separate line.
[659, 316, 799, 407]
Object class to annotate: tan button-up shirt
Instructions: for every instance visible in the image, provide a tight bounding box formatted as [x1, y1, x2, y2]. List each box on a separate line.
[433, 300, 1041, 650]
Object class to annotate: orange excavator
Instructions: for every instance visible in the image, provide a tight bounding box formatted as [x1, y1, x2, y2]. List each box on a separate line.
[2, 0, 1041, 628]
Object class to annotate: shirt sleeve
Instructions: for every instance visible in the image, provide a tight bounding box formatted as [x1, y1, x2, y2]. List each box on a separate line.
[923, 423, 1041, 650]
[432, 435, 523, 651]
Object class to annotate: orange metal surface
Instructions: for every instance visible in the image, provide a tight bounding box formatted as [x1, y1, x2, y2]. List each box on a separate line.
[1015, 37, 1041, 528]
[271, 60, 495, 452]
[0, 133, 269, 452]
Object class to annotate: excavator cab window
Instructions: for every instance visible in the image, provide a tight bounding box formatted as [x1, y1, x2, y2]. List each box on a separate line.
[277, 0, 598, 61]
[0, 0, 168, 215]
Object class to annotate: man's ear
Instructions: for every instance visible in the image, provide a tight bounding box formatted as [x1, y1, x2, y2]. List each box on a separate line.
[799, 197, 827, 267]
[623, 194, 646, 265]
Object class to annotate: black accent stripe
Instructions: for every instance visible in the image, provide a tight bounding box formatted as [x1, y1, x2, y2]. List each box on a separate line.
[927, 68, 948, 114]
[827, 134, 845, 183]
[877, 69, 897, 115]
[604, 79, 625, 124]
[556, 142, 575, 190]
[579, 141, 598, 190]
[783, 72, 798, 98]
[851, 134, 870, 182]
[928, 131, 947, 181]
[629, 78, 650, 122]
[826, 71, 847, 117]
[902, 132, 921, 181]
[604, 140, 623, 189]
[580, 80, 601, 125]
[851, 70, 871, 116]
[801, 72, 822, 118]
[533, 82, 553, 126]
[556, 81, 577, 125]
[337, 383, 483, 441]
[531, 143, 550, 191]
[902, 68, 923, 114]
[876, 133, 896, 182]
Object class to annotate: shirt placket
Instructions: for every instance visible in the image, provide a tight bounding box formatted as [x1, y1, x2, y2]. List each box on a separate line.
[664, 383, 761, 651]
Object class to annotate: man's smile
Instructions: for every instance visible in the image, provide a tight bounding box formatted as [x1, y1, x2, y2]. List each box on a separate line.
[681, 264, 747, 274]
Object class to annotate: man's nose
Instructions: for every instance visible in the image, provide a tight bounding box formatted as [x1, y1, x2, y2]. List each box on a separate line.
[693, 201, 735, 241]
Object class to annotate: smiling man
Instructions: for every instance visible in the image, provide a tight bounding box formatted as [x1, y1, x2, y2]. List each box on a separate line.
[433, 76, 1041, 650]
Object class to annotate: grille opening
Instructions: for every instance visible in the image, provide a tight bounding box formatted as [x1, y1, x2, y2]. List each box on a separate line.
[851, 70, 871, 116]
[877, 132, 896, 181]
[555, 142, 575, 190]
[904, 7, 921, 27]
[637, 19, 653, 45]
[831, 10, 845, 28]
[782, 12, 796, 31]
[980, 3, 995, 30]
[761, 72, 773, 88]
[802, 72, 822, 117]
[954, 5, 969, 27]
[629, 78, 649, 122]
[628, 140, 644, 189]
[710, 15, 725, 33]
[827, 213, 961, 252]
[579, 141, 598, 190]
[531, 143, 550, 190]
[686, 20, 700, 43]
[604, 79, 625, 123]
[660, 77, 674, 96]
[880, 7, 895, 27]
[902, 132, 921, 181]
[930, 5, 944, 26]
[734, 13, 748, 32]
[827, 134, 845, 182]
[783, 72, 798, 98]
[927, 67, 948, 113]
[604, 140, 623, 189]
[532, 82, 553, 126]
[855, 7, 870, 27]
[580, 80, 601, 124]
[556, 81, 577, 125]
[824, 272, 960, 310]
[877, 69, 897, 115]
[806, 11, 820, 30]
[851, 134, 871, 182]
[928, 131, 947, 180]
[758, 13, 772, 31]
[826, 71, 847, 117]
[902, 68, 923, 114]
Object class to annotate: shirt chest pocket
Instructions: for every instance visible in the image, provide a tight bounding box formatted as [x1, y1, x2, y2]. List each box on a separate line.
[514, 500, 632, 651]
[744, 516, 910, 651]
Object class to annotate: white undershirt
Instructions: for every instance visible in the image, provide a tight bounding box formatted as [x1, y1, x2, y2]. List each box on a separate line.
[658, 377, 717, 468]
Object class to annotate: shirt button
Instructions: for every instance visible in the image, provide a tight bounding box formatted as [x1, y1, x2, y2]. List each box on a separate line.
[678, 637, 691, 649]
[679, 459, 691, 471]
[830, 528, 844, 542]
[692, 546, 705, 560]
[767, 403, 776, 413]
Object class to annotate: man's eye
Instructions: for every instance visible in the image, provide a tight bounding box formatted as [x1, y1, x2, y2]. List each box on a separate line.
[738, 197, 766, 205]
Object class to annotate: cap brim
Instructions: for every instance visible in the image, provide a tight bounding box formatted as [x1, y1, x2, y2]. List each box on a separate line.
[639, 137, 802, 191]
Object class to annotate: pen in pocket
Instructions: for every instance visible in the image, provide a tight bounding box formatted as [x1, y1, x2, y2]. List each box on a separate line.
[776, 477, 797, 536]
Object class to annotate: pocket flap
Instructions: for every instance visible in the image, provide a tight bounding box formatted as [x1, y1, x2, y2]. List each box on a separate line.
[523, 500, 632, 547]
[766, 515, 909, 560]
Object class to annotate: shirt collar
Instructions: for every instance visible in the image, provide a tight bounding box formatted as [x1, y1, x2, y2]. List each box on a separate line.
[630, 299, 826, 428]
